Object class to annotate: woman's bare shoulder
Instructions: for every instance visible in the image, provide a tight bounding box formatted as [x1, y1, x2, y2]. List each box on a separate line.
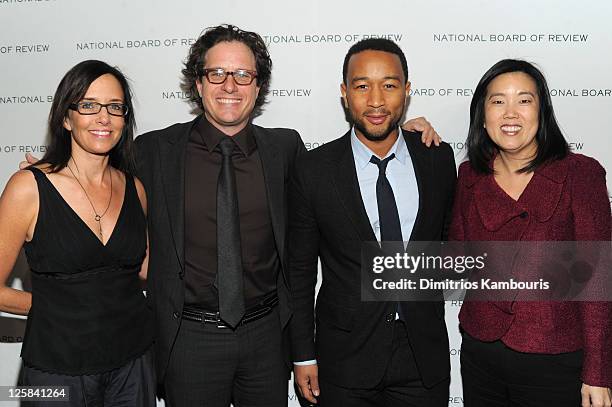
[1, 169, 39, 207]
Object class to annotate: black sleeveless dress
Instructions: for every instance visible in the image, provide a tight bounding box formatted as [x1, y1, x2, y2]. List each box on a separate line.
[22, 167, 153, 375]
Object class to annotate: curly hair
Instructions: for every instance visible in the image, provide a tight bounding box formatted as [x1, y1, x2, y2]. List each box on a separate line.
[181, 24, 272, 117]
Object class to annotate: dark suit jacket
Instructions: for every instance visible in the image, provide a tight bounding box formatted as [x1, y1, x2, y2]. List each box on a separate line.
[289, 129, 456, 389]
[134, 115, 305, 382]
[451, 153, 612, 388]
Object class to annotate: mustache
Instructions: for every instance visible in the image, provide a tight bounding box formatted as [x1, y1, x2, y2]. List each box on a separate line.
[363, 109, 390, 116]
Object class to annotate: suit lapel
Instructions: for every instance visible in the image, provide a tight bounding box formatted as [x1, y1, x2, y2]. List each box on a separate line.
[403, 130, 431, 241]
[158, 118, 196, 273]
[332, 132, 377, 242]
[253, 127, 286, 261]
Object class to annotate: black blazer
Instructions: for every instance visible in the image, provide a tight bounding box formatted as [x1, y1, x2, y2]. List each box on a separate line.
[288, 129, 456, 389]
[134, 116, 305, 382]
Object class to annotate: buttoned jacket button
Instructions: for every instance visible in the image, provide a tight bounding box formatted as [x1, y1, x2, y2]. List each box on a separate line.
[386, 313, 395, 322]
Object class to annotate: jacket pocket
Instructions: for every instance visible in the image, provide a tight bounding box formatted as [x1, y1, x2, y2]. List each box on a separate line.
[316, 299, 355, 332]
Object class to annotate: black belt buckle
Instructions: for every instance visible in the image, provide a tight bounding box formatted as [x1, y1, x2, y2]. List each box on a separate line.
[202, 311, 229, 329]
[182, 295, 278, 328]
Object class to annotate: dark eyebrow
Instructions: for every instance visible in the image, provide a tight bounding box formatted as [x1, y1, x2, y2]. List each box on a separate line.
[487, 91, 536, 100]
[81, 97, 125, 103]
[351, 75, 402, 83]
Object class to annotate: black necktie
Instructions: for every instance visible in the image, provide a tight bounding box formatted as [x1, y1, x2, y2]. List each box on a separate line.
[370, 154, 403, 243]
[370, 154, 404, 319]
[217, 137, 245, 328]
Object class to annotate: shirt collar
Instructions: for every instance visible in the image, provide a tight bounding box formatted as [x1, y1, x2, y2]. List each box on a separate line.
[463, 153, 570, 188]
[350, 126, 407, 169]
[195, 115, 256, 156]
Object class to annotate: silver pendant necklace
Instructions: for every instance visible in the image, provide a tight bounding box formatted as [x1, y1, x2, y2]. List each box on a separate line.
[66, 158, 113, 240]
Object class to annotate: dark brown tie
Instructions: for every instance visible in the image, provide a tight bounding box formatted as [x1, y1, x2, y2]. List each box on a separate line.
[217, 137, 245, 328]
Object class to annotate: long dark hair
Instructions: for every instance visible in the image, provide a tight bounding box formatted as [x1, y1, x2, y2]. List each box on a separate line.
[37, 60, 137, 174]
[181, 24, 272, 116]
[466, 59, 569, 174]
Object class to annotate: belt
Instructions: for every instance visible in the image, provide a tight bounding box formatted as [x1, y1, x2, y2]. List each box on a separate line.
[182, 295, 278, 328]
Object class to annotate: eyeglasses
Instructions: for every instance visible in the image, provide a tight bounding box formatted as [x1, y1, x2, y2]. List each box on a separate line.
[200, 68, 258, 85]
[69, 102, 129, 117]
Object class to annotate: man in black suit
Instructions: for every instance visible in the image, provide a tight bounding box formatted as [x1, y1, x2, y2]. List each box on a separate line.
[290, 38, 456, 406]
[134, 25, 304, 407]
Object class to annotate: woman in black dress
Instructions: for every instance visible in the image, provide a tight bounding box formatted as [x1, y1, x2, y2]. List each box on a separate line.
[0, 60, 154, 406]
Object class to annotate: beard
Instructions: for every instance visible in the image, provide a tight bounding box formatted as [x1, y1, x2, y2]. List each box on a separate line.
[353, 118, 399, 141]
[349, 106, 403, 142]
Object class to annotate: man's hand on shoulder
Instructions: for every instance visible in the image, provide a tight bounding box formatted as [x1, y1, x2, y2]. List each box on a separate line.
[19, 152, 38, 170]
[402, 116, 441, 147]
[294, 363, 319, 404]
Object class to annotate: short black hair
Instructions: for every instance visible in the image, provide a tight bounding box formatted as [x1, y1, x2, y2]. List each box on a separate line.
[467, 59, 569, 174]
[37, 60, 136, 174]
[343, 38, 409, 84]
[181, 24, 272, 117]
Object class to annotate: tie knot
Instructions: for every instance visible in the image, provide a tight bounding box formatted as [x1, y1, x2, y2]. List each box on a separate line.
[219, 137, 235, 156]
[370, 153, 395, 174]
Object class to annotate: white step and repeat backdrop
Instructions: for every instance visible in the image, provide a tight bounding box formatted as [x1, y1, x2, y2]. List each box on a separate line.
[1, 1, 611, 406]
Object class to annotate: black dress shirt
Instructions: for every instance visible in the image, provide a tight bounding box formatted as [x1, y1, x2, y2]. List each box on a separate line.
[184, 117, 280, 310]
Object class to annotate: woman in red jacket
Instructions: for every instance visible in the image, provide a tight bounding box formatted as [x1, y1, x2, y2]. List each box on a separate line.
[450, 59, 611, 407]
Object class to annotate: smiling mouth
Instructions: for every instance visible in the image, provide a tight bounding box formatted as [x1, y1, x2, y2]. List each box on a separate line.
[500, 125, 522, 135]
[217, 98, 241, 104]
[90, 130, 112, 137]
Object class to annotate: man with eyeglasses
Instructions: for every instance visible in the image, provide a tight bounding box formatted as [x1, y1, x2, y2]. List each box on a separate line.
[131, 25, 439, 407]
[133, 24, 303, 407]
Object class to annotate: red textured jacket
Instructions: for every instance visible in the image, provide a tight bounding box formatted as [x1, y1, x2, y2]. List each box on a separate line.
[450, 153, 611, 387]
